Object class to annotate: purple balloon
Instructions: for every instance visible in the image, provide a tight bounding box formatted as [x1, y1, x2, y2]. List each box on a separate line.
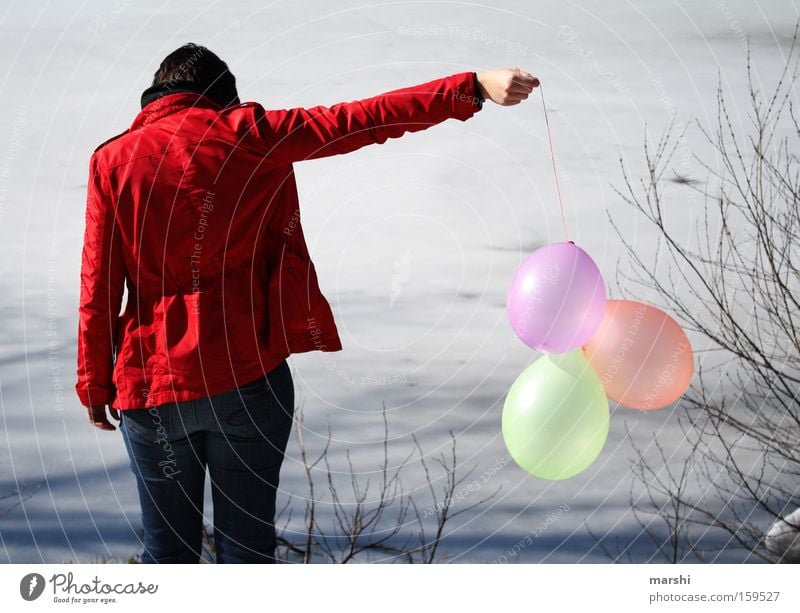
[507, 242, 606, 353]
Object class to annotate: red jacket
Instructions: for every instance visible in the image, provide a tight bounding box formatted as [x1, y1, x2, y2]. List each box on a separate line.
[76, 71, 482, 410]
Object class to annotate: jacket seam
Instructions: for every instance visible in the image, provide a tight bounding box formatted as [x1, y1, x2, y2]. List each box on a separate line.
[101, 136, 248, 172]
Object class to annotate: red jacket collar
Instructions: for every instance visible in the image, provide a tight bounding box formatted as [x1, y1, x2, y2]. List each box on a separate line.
[129, 92, 221, 130]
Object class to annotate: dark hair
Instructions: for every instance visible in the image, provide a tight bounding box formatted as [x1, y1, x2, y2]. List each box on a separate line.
[152, 43, 239, 107]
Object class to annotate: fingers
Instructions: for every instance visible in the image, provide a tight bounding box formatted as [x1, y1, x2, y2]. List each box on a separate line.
[511, 66, 539, 90]
[92, 418, 116, 431]
[508, 83, 534, 94]
[87, 405, 117, 431]
[498, 93, 528, 106]
[503, 80, 531, 105]
[480, 67, 539, 106]
[511, 73, 539, 90]
[502, 68, 538, 106]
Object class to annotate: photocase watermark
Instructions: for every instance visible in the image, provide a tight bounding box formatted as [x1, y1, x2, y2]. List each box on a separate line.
[422, 454, 512, 518]
[712, 0, 749, 50]
[190, 189, 215, 315]
[452, 89, 484, 108]
[21, 571, 158, 604]
[161, 44, 207, 87]
[46, 258, 65, 412]
[493, 502, 571, 562]
[596, 300, 647, 388]
[306, 316, 408, 387]
[396, 25, 529, 55]
[332, 367, 408, 387]
[283, 208, 301, 236]
[642, 335, 691, 409]
[19, 573, 45, 601]
[87, 0, 132, 37]
[511, 262, 561, 338]
[137, 408, 182, 479]
[149, 19, 242, 85]
[555, 25, 629, 95]
[0, 105, 28, 228]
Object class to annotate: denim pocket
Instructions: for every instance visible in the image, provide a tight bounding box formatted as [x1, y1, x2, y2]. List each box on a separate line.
[215, 378, 273, 436]
[122, 406, 170, 444]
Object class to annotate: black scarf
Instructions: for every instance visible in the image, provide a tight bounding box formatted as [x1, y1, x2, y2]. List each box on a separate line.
[140, 79, 240, 110]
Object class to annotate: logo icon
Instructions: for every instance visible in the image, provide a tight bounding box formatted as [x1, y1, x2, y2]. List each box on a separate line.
[20, 573, 45, 601]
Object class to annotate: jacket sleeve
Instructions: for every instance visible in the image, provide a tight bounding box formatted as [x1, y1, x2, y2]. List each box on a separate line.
[75, 154, 126, 408]
[253, 71, 482, 164]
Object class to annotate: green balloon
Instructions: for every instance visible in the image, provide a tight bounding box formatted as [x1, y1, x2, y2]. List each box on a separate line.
[502, 350, 610, 480]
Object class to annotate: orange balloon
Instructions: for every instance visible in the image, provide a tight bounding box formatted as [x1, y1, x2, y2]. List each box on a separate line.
[581, 300, 693, 410]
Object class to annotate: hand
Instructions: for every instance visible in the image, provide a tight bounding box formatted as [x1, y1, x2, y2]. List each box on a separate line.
[87, 405, 120, 431]
[476, 68, 539, 106]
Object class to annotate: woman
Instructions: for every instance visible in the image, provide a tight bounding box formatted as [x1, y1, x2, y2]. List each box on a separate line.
[75, 42, 538, 563]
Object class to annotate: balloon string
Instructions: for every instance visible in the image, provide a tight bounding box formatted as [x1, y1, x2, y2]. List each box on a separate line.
[516, 67, 568, 242]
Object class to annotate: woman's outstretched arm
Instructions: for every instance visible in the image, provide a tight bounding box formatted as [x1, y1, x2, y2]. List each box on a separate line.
[252, 68, 538, 164]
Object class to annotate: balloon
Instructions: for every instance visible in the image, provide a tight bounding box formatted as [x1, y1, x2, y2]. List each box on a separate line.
[581, 300, 694, 410]
[506, 242, 606, 353]
[502, 350, 610, 480]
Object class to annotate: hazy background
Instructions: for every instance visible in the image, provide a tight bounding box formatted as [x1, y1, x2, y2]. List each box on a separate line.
[0, 0, 796, 562]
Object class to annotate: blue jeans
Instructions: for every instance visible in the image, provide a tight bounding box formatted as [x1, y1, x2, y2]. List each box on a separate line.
[120, 360, 294, 563]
